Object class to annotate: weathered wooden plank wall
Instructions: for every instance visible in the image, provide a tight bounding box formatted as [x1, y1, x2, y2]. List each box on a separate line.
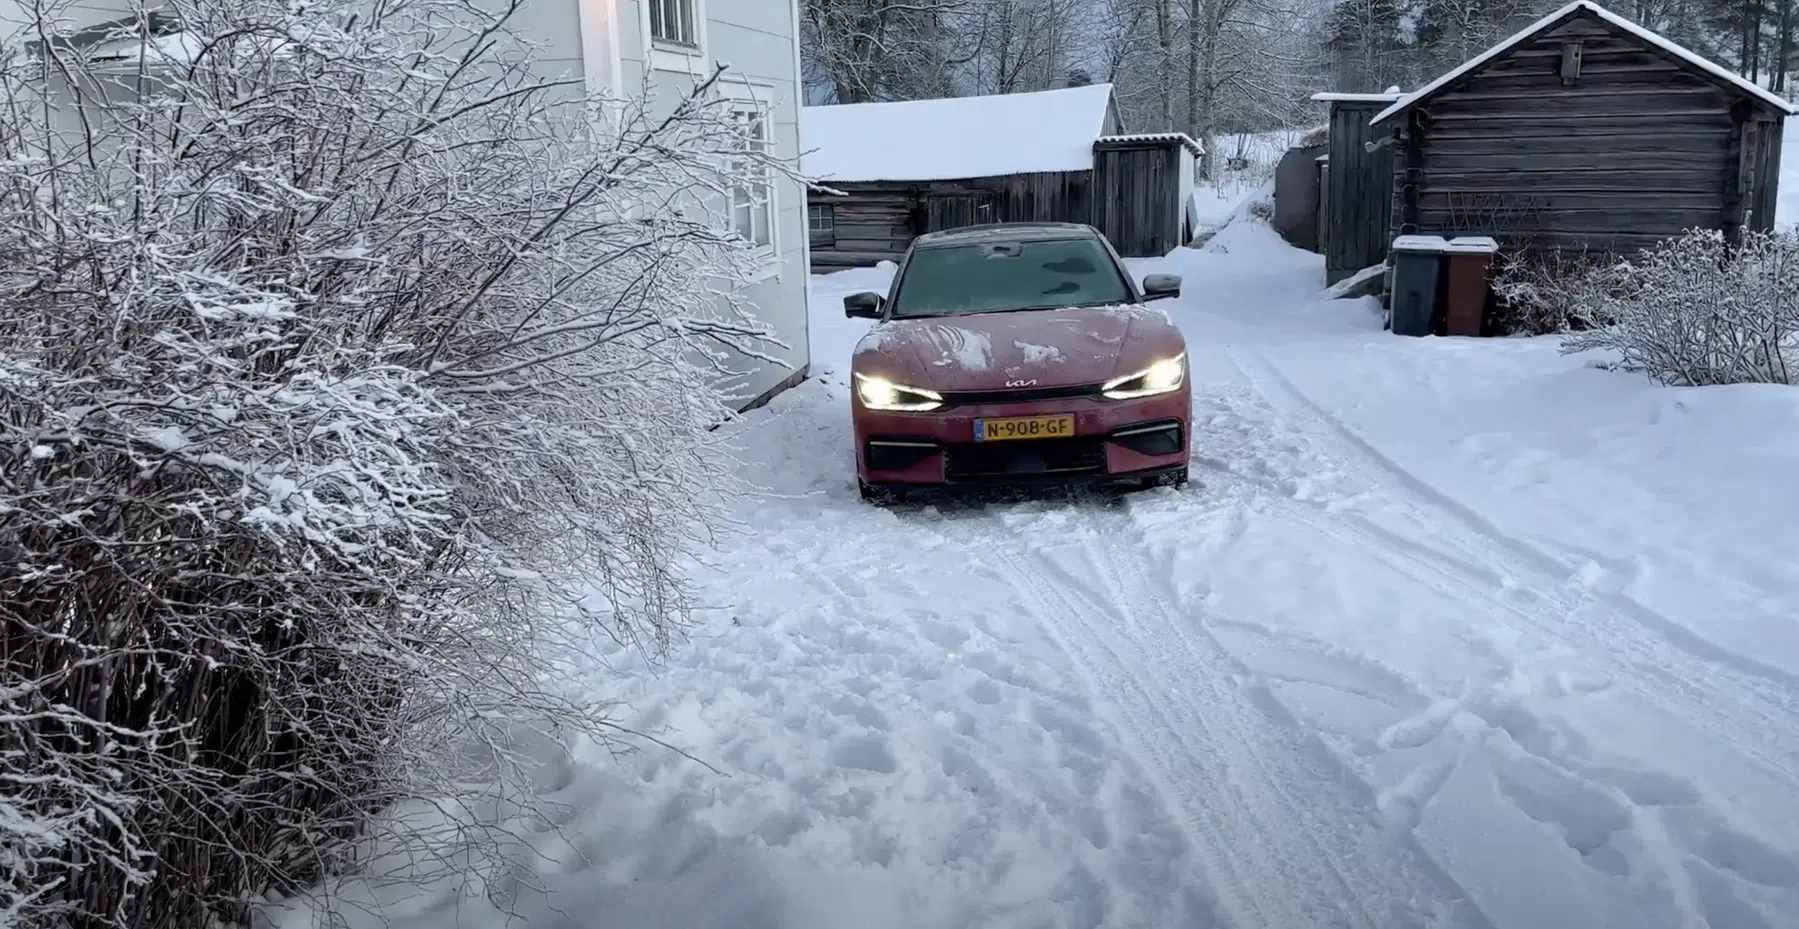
[1092, 144, 1184, 257]
[918, 171, 1092, 231]
[1323, 99, 1396, 284]
[1383, 12, 1779, 256]
[1749, 115, 1785, 233]
[807, 137, 1197, 271]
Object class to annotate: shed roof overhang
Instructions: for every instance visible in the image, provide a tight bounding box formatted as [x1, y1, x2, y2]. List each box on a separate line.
[1094, 132, 1204, 155]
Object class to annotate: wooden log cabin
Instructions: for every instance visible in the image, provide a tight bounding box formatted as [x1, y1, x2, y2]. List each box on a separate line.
[801, 84, 1203, 271]
[1368, 0, 1796, 256]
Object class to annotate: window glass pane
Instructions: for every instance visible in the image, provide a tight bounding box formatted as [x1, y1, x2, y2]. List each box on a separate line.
[889, 238, 1132, 318]
[652, 0, 696, 43]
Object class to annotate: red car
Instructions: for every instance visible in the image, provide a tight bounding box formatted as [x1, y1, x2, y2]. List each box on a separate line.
[845, 222, 1190, 503]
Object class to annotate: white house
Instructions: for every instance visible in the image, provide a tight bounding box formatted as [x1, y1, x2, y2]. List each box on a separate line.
[0, 0, 813, 411]
[557, 0, 814, 408]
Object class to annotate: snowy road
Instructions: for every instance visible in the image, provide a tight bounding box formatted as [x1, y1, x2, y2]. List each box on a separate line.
[692, 223, 1799, 929]
[289, 216, 1799, 929]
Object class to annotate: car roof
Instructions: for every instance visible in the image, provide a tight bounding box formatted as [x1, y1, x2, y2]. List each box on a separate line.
[911, 222, 1100, 248]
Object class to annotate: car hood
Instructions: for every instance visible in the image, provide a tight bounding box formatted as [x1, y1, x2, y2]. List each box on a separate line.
[852, 305, 1184, 392]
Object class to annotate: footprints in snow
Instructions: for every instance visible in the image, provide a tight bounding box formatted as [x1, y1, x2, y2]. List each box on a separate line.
[1661, 806, 1799, 890]
[1492, 753, 1636, 875]
[1364, 682, 1799, 907]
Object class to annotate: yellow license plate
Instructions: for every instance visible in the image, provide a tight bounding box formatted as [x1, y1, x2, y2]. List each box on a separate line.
[974, 414, 1075, 442]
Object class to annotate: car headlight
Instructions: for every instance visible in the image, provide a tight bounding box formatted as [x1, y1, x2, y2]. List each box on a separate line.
[1102, 354, 1186, 400]
[854, 373, 943, 412]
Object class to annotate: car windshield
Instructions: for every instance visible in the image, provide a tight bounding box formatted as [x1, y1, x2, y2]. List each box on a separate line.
[888, 237, 1132, 318]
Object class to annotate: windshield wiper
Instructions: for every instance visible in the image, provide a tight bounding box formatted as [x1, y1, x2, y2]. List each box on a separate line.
[891, 299, 1128, 319]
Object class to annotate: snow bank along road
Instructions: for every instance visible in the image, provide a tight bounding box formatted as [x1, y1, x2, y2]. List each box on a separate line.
[298, 222, 1799, 929]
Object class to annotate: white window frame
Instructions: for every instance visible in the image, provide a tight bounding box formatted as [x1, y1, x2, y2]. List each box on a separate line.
[642, 0, 708, 74]
[720, 82, 780, 281]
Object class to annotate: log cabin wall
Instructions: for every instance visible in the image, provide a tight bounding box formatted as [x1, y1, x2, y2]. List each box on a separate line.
[808, 184, 914, 271]
[1383, 9, 1785, 257]
[807, 171, 1093, 271]
[806, 138, 1197, 271]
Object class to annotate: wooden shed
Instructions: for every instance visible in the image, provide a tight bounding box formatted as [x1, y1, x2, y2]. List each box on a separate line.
[1312, 92, 1399, 284]
[1370, 0, 1797, 255]
[801, 85, 1203, 270]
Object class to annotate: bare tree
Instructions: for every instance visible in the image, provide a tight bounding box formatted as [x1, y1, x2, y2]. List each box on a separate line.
[802, 0, 974, 101]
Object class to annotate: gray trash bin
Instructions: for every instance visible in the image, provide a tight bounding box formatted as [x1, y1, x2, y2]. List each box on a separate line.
[1389, 235, 1450, 337]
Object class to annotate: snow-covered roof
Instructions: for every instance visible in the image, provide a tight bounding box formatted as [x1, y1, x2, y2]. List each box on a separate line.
[801, 84, 1118, 183]
[89, 30, 205, 65]
[1097, 132, 1204, 155]
[1371, 0, 1799, 125]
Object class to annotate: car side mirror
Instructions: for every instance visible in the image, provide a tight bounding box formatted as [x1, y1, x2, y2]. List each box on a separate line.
[844, 291, 885, 319]
[1142, 273, 1182, 301]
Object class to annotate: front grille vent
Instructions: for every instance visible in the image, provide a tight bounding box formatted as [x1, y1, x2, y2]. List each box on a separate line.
[943, 437, 1106, 482]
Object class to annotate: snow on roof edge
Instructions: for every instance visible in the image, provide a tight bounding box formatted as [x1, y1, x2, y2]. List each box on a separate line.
[1370, 0, 1798, 126]
[1311, 92, 1401, 103]
[1098, 132, 1204, 154]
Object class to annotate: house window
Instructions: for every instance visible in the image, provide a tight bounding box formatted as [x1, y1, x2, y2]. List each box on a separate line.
[648, 0, 698, 47]
[808, 203, 835, 244]
[730, 107, 773, 249]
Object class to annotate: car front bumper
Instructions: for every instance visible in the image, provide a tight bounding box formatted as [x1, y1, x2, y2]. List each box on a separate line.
[853, 388, 1191, 487]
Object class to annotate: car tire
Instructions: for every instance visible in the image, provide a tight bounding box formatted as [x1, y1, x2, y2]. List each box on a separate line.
[858, 480, 896, 506]
[1157, 467, 1189, 489]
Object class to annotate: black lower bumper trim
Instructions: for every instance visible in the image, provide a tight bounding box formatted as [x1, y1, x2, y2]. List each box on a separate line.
[863, 464, 1187, 504]
[865, 437, 940, 471]
[1109, 419, 1185, 457]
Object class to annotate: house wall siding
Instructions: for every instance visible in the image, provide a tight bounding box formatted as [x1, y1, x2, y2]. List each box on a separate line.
[612, 0, 811, 407]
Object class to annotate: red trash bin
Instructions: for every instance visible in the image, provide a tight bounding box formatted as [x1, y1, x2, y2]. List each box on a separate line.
[1443, 236, 1498, 337]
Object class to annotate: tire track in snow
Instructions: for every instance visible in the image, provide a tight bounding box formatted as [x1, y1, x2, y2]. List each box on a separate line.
[1235, 343, 1799, 694]
[1213, 344, 1799, 790]
[1168, 339, 1799, 924]
[969, 502, 1494, 929]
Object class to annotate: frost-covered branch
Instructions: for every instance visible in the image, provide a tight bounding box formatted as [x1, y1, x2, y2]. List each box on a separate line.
[0, 0, 788, 924]
[1494, 229, 1799, 385]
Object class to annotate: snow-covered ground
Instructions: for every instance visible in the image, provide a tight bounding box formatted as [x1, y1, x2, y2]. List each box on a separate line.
[272, 213, 1799, 929]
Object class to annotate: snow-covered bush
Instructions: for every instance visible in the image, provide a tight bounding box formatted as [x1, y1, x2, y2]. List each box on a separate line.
[0, 0, 783, 925]
[1491, 248, 1624, 334]
[1560, 229, 1799, 386]
[1496, 230, 1799, 385]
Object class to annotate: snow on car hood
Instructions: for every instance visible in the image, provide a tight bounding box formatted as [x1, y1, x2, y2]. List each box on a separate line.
[852, 304, 1184, 392]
